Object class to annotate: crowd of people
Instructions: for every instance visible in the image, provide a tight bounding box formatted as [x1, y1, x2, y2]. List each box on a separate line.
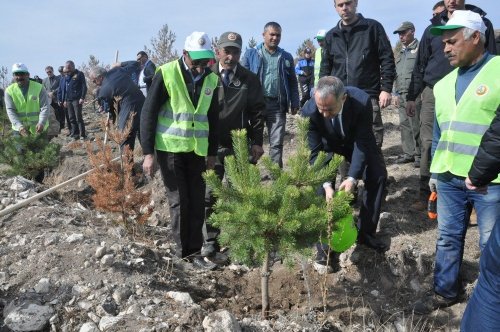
[2, 0, 499, 327]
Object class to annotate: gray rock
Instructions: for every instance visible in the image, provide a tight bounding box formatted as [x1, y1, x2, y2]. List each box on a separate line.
[79, 322, 100, 332]
[43, 234, 59, 246]
[99, 316, 123, 331]
[4, 302, 55, 332]
[9, 176, 35, 191]
[0, 271, 7, 284]
[95, 246, 107, 259]
[167, 291, 195, 306]
[34, 278, 50, 293]
[1, 197, 12, 205]
[202, 310, 241, 332]
[66, 233, 84, 243]
[98, 298, 118, 316]
[101, 254, 114, 266]
[112, 287, 132, 304]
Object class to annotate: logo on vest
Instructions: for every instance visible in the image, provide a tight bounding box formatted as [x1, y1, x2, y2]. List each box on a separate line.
[475, 84, 488, 97]
[204, 88, 212, 95]
[31, 96, 38, 101]
[285, 60, 291, 67]
[233, 79, 241, 87]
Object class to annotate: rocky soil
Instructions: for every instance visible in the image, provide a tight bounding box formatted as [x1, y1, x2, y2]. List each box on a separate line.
[0, 107, 481, 331]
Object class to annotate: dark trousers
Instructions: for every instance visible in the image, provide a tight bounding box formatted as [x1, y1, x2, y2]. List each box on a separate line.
[358, 148, 388, 236]
[299, 82, 312, 107]
[204, 147, 232, 245]
[67, 100, 85, 138]
[418, 86, 435, 200]
[51, 101, 65, 129]
[62, 105, 71, 132]
[157, 151, 206, 259]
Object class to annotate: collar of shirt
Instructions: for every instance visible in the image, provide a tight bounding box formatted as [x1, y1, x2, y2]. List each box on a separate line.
[218, 63, 237, 80]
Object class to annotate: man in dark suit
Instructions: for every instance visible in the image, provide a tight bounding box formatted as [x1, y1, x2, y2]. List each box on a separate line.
[119, 51, 156, 97]
[302, 76, 388, 261]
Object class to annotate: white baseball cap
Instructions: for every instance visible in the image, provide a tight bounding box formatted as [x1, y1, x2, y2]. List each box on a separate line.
[184, 31, 215, 60]
[12, 63, 29, 74]
[315, 29, 327, 40]
[430, 10, 486, 36]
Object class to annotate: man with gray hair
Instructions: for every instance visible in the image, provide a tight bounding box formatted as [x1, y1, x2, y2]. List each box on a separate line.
[302, 76, 388, 271]
[90, 66, 145, 151]
[413, 10, 500, 314]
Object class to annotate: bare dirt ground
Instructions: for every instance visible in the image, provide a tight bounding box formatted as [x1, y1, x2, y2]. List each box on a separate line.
[0, 106, 481, 331]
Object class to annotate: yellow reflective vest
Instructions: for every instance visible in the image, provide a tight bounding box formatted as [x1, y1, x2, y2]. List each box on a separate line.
[314, 47, 322, 85]
[430, 56, 500, 182]
[155, 61, 217, 156]
[5, 81, 47, 134]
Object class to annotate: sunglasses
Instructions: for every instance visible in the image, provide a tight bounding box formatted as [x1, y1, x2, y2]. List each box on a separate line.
[191, 59, 210, 67]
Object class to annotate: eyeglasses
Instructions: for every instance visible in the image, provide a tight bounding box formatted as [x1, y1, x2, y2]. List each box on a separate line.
[191, 59, 210, 68]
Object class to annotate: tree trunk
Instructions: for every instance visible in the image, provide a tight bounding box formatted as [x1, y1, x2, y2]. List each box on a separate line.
[261, 251, 270, 319]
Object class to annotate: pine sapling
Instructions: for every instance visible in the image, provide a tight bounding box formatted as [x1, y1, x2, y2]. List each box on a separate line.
[204, 117, 353, 318]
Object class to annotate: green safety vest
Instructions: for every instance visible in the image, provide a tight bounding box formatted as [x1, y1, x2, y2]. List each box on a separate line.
[314, 47, 322, 85]
[155, 61, 218, 156]
[5, 81, 47, 134]
[430, 56, 500, 182]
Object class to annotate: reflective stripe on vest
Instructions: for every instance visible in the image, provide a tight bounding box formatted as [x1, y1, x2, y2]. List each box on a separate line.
[314, 47, 322, 85]
[154, 61, 217, 156]
[431, 56, 500, 182]
[5, 81, 46, 134]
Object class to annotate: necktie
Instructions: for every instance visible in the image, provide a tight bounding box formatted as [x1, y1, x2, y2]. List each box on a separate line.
[333, 115, 342, 138]
[223, 69, 232, 87]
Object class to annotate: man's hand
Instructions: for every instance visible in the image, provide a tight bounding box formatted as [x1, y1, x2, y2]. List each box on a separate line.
[379, 91, 391, 108]
[206, 156, 216, 170]
[465, 176, 488, 194]
[142, 154, 155, 178]
[339, 178, 356, 193]
[63, 101, 67, 108]
[48, 92, 54, 99]
[429, 178, 438, 192]
[19, 127, 28, 137]
[406, 101, 416, 117]
[35, 124, 44, 133]
[290, 107, 299, 115]
[250, 145, 264, 163]
[78, 98, 84, 105]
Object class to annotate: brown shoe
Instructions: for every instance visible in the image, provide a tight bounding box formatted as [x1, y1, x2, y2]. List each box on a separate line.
[469, 208, 477, 226]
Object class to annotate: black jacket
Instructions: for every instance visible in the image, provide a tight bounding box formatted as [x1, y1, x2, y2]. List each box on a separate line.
[97, 67, 145, 130]
[302, 86, 386, 180]
[319, 14, 395, 98]
[140, 58, 220, 156]
[468, 107, 500, 187]
[65, 69, 87, 101]
[210, 62, 265, 148]
[121, 60, 156, 90]
[407, 4, 497, 101]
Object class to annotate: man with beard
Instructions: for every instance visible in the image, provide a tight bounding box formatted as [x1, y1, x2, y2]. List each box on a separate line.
[4, 63, 49, 136]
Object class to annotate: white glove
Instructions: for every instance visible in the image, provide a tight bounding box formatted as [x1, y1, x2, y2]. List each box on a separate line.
[429, 178, 438, 192]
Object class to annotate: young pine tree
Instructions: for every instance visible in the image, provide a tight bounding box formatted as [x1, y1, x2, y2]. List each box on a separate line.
[204, 117, 353, 318]
[0, 134, 60, 181]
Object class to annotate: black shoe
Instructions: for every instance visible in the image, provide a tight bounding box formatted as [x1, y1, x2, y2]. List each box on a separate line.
[413, 291, 458, 315]
[201, 242, 216, 258]
[395, 155, 414, 164]
[414, 159, 421, 168]
[191, 256, 217, 271]
[357, 233, 388, 252]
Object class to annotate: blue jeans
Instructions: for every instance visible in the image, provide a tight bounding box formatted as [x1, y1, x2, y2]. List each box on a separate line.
[434, 172, 500, 298]
[460, 219, 500, 331]
[264, 97, 286, 168]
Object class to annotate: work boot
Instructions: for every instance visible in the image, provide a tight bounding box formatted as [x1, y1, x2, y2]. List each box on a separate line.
[414, 157, 421, 168]
[395, 155, 414, 164]
[191, 256, 217, 271]
[413, 291, 458, 315]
